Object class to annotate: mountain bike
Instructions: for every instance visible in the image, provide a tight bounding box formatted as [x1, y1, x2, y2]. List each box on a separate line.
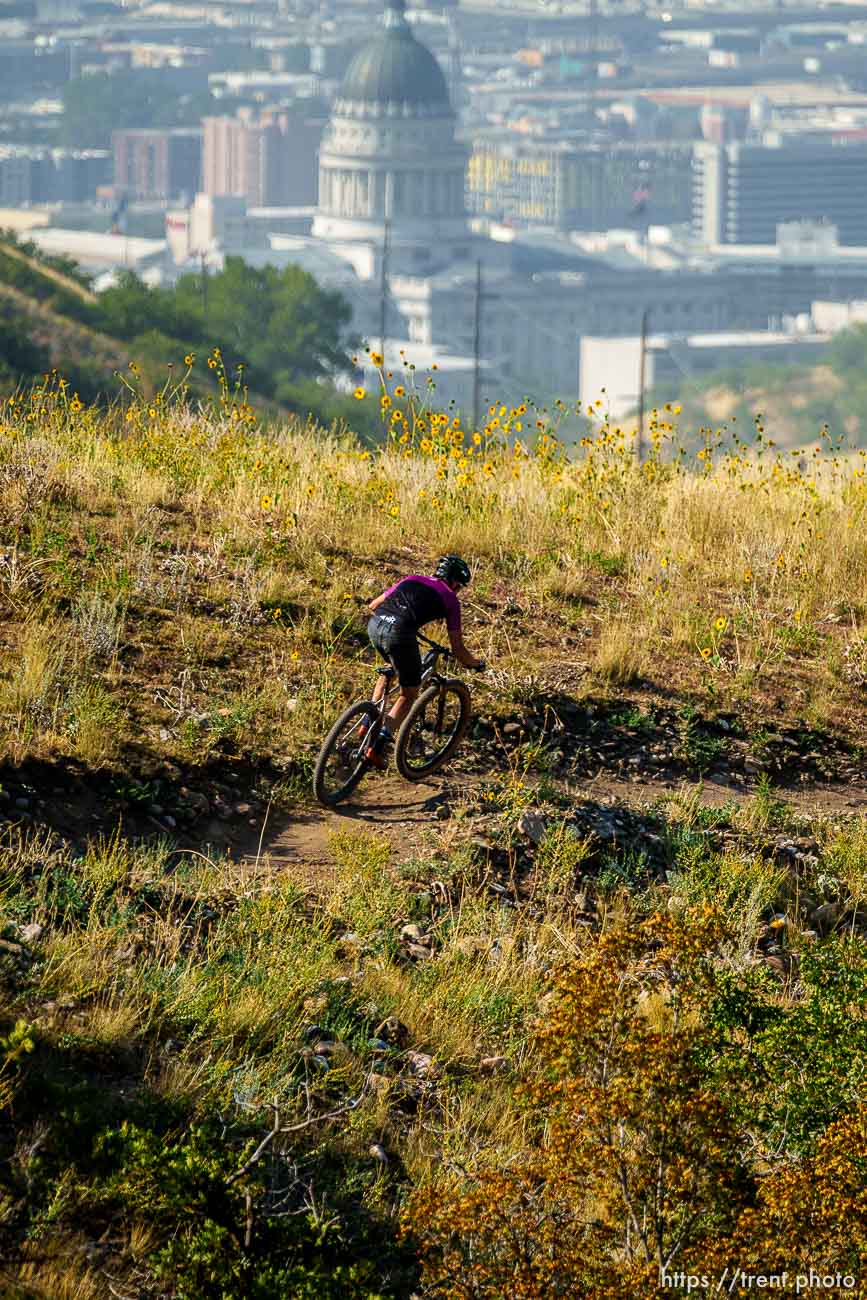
[313, 633, 478, 807]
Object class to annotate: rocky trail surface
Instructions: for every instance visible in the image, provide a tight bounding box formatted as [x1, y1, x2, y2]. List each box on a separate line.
[1, 693, 864, 886]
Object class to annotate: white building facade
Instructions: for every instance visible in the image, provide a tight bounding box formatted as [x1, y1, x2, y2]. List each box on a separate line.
[312, 0, 471, 277]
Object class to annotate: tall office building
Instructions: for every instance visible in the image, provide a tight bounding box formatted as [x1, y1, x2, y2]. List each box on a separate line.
[202, 108, 323, 208]
[467, 139, 692, 231]
[112, 129, 202, 201]
[694, 139, 867, 246]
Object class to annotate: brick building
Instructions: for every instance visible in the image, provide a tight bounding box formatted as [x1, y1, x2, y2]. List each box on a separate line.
[112, 128, 202, 201]
[202, 107, 324, 207]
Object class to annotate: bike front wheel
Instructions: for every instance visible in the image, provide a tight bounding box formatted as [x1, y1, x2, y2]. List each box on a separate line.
[394, 680, 471, 782]
[313, 701, 380, 807]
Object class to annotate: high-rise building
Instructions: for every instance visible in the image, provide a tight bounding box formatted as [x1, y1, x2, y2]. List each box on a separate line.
[202, 108, 323, 208]
[112, 129, 202, 201]
[0, 147, 110, 204]
[693, 139, 867, 246]
[467, 139, 693, 231]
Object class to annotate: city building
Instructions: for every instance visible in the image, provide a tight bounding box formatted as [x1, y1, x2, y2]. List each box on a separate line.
[82, 0, 867, 421]
[0, 147, 110, 205]
[693, 137, 867, 246]
[466, 138, 693, 231]
[112, 128, 202, 202]
[25, 227, 167, 277]
[311, 0, 471, 277]
[202, 107, 324, 208]
[579, 329, 831, 422]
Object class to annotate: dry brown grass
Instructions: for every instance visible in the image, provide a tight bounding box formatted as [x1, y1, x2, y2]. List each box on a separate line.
[593, 622, 647, 686]
[0, 386, 864, 776]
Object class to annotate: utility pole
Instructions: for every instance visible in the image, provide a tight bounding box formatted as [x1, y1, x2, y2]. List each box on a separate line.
[379, 217, 390, 360]
[637, 307, 649, 464]
[587, 0, 600, 97]
[472, 259, 482, 432]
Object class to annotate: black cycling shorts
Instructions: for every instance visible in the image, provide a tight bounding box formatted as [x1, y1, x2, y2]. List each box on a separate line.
[368, 614, 422, 689]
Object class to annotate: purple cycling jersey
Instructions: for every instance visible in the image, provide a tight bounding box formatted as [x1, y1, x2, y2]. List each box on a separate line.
[377, 575, 462, 636]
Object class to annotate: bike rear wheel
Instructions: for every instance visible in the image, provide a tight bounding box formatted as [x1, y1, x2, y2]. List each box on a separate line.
[313, 701, 380, 807]
[394, 680, 471, 782]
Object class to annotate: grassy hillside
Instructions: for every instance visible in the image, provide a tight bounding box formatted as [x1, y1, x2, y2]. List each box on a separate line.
[0, 236, 381, 433]
[651, 324, 867, 451]
[1, 366, 866, 1297]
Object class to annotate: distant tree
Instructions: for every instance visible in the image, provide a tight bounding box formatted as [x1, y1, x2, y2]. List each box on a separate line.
[98, 271, 199, 345]
[0, 312, 48, 386]
[61, 73, 217, 149]
[829, 322, 867, 374]
[171, 257, 354, 391]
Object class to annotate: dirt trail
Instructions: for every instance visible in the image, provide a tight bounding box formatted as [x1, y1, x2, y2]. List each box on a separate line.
[237, 767, 866, 882]
[233, 773, 450, 883]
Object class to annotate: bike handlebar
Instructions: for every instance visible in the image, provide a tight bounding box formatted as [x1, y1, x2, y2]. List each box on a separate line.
[417, 633, 486, 673]
[418, 632, 450, 655]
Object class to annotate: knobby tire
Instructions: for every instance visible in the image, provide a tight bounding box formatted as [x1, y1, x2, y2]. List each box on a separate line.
[394, 679, 471, 782]
[313, 700, 379, 807]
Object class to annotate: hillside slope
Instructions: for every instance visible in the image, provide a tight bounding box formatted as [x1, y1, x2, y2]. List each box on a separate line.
[0, 280, 128, 382]
[652, 336, 867, 450]
[0, 384, 866, 1297]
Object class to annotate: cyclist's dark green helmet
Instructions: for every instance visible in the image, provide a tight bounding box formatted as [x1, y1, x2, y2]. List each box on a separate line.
[435, 555, 471, 587]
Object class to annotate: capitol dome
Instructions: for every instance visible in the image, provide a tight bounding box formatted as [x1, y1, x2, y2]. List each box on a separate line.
[313, 0, 469, 271]
[338, 0, 451, 116]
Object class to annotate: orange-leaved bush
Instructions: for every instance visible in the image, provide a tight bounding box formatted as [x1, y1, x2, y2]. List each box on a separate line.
[404, 908, 755, 1298]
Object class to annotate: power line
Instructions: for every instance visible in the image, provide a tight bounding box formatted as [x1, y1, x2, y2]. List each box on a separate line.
[637, 306, 649, 464]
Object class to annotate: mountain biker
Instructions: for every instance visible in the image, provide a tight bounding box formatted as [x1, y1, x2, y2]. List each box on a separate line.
[363, 555, 486, 769]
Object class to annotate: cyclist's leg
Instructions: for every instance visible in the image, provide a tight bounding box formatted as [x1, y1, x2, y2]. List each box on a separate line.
[385, 639, 422, 728]
[368, 615, 392, 707]
[366, 647, 420, 768]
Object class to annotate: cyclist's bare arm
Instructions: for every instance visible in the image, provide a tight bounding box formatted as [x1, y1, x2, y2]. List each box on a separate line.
[368, 590, 388, 613]
[448, 629, 485, 670]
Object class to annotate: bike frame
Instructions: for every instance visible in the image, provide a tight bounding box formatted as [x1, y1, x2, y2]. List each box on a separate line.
[375, 631, 452, 708]
[314, 634, 466, 804]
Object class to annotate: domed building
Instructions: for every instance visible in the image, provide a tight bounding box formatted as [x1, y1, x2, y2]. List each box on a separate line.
[312, 0, 470, 272]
